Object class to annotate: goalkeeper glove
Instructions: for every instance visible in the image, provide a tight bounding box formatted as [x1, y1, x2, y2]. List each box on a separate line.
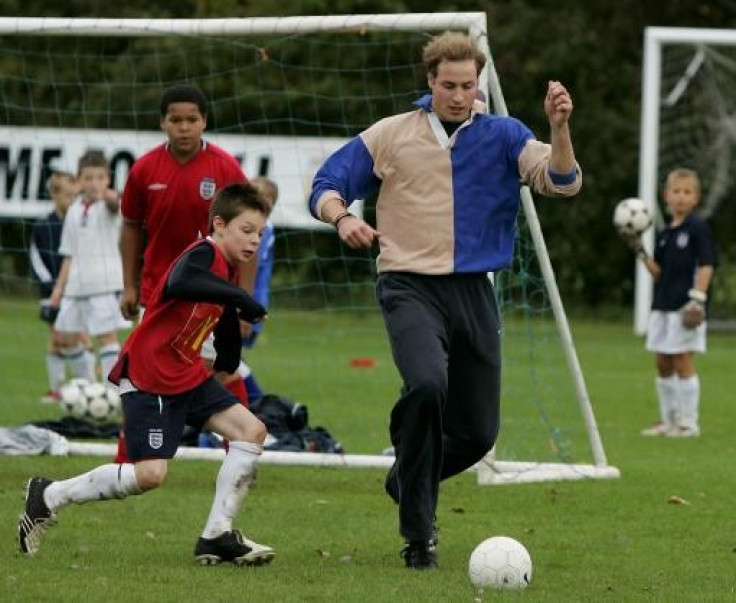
[681, 289, 706, 330]
[619, 232, 648, 261]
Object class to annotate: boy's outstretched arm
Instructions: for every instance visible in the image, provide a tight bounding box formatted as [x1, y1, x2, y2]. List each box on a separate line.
[163, 241, 266, 323]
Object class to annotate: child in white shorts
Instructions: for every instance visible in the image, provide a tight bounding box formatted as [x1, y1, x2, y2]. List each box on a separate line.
[51, 151, 130, 385]
[628, 168, 717, 437]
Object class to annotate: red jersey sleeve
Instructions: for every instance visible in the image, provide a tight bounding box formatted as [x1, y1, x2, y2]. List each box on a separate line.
[213, 144, 248, 185]
[121, 163, 146, 222]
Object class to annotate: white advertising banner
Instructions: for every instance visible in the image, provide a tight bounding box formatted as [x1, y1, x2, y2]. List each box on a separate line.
[0, 126, 356, 228]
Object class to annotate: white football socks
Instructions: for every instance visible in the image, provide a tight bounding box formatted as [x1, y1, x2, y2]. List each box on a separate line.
[677, 375, 700, 430]
[61, 343, 95, 382]
[43, 463, 141, 511]
[655, 375, 678, 427]
[201, 441, 262, 539]
[98, 343, 121, 384]
[46, 351, 66, 392]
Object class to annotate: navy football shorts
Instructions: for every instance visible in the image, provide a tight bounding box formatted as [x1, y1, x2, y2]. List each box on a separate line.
[122, 376, 238, 462]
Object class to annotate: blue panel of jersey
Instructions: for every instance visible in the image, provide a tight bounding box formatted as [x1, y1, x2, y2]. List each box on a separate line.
[451, 115, 533, 272]
[309, 137, 380, 215]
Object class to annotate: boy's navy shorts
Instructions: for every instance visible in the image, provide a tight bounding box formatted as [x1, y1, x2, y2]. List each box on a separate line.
[122, 376, 238, 462]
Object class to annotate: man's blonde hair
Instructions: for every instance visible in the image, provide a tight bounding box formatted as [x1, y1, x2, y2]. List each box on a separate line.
[422, 31, 487, 77]
[666, 167, 700, 193]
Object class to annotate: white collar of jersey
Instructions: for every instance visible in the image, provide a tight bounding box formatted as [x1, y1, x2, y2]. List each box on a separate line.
[427, 110, 475, 150]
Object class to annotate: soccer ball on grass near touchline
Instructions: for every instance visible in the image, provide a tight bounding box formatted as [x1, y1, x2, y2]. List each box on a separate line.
[613, 197, 653, 237]
[59, 378, 121, 423]
[468, 535, 532, 591]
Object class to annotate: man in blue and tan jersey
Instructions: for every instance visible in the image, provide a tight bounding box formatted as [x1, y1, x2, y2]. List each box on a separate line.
[309, 31, 582, 570]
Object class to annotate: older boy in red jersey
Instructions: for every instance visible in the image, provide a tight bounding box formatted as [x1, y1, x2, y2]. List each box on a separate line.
[115, 85, 251, 462]
[119, 85, 248, 316]
[19, 184, 275, 566]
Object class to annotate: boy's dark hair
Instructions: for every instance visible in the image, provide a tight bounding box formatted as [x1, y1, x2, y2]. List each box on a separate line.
[160, 84, 207, 117]
[77, 150, 109, 174]
[208, 183, 270, 233]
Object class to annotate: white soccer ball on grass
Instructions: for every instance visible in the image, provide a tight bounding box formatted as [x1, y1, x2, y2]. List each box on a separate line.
[613, 197, 653, 237]
[468, 535, 532, 591]
[59, 378, 121, 423]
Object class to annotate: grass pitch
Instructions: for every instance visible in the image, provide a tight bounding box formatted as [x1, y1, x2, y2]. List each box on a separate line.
[1, 298, 735, 601]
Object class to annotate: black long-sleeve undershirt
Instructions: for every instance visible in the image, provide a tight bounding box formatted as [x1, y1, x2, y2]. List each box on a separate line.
[163, 241, 266, 323]
[163, 241, 266, 374]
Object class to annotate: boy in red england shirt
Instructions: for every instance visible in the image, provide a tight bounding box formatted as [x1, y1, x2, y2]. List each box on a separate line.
[119, 85, 248, 317]
[19, 183, 275, 566]
[115, 85, 252, 462]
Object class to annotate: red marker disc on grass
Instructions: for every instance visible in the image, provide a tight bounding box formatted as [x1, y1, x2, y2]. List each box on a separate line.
[349, 357, 377, 368]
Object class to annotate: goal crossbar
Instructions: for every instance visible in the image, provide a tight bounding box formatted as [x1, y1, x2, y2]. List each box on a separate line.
[0, 14, 487, 37]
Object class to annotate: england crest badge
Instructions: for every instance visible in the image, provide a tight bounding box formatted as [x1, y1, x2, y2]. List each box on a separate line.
[199, 177, 216, 200]
[149, 429, 164, 450]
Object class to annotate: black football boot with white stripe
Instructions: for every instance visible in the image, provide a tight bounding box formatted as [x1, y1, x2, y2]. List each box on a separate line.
[18, 477, 57, 555]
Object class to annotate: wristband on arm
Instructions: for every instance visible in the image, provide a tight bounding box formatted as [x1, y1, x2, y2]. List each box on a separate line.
[688, 288, 707, 304]
[332, 212, 354, 229]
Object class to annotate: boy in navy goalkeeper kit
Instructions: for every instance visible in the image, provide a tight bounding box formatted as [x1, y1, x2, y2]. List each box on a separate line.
[19, 183, 276, 566]
[630, 168, 717, 438]
[309, 31, 581, 569]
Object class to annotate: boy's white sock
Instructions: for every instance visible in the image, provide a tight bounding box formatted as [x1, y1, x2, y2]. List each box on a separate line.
[98, 344, 121, 383]
[201, 441, 261, 539]
[61, 343, 96, 382]
[655, 375, 678, 426]
[46, 351, 66, 392]
[43, 463, 141, 512]
[85, 348, 97, 377]
[677, 375, 700, 430]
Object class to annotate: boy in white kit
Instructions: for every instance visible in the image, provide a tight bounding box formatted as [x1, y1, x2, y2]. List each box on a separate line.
[50, 150, 130, 384]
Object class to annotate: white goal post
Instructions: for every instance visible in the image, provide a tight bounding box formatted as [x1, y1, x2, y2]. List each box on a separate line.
[0, 13, 618, 484]
[636, 26, 736, 334]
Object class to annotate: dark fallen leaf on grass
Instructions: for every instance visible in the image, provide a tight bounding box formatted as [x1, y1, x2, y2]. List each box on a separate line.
[451, 507, 465, 514]
[667, 495, 691, 505]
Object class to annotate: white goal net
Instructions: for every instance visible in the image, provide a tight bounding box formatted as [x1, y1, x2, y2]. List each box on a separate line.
[0, 14, 618, 484]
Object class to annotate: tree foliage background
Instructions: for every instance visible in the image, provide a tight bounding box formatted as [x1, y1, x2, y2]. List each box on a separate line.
[1, 0, 734, 314]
